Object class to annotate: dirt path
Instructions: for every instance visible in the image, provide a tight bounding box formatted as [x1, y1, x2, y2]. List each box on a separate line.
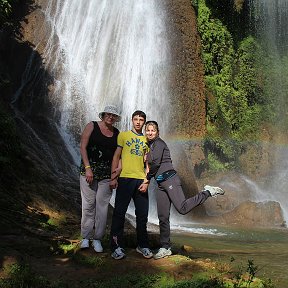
[0, 233, 217, 287]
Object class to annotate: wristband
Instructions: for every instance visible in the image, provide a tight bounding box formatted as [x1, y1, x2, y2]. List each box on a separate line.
[85, 165, 91, 169]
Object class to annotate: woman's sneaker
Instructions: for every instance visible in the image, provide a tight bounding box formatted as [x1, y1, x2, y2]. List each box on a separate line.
[111, 247, 126, 260]
[136, 246, 153, 259]
[92, 240, 103, 253]
[80, 239, 89, 249]
[204, 185, 225, 197]
[153, 247, 172, 260]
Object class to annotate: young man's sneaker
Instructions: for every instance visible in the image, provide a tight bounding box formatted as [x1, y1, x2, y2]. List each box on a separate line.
[204, 185, 225, 197]
[153, 247, 172, 260]
[136, 246, 153, 259]
[111, 247, 126, 260]
[80, 239, 89, 249]
[92, 240, 103, 253]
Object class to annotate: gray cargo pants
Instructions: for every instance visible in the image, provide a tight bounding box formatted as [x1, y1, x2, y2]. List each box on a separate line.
[80, 175, 112, 240]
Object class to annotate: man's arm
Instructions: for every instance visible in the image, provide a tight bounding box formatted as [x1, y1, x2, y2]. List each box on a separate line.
[109, 146, 122, 189]
[138, 156, 150, 193]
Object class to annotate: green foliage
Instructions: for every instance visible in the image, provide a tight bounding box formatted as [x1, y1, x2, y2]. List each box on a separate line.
[0, 258, 274, 288]
[0, 0, 15, 27]
[0, 0, 12, 16]
[197, 4, 234, 77]
[0, 264, 67, 288]
[165, 277, 225, 288]
[58, 243, 77, 254]
[81, 273, 160, 288]
[194, 0, 271, 171]
[71, 253, 105, 268]
[207, 152, 229, 172]
[227, 258, 275, 288]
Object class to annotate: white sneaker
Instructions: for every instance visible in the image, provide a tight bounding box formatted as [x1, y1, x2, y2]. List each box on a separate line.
[80, 239, 89, 249]
[153, 247, 172, 260]
[92, 240, 103, 253]
[204, 185, 225, 197]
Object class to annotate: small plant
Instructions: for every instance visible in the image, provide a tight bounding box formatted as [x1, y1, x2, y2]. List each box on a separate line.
[207, 152, 229, 173]
[227, 258, 275, 288]
[246, 259, 258, 286]
[58, 242, 77, 254]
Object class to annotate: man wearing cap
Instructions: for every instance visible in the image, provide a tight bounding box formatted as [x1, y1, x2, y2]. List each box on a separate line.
[79, 105, 121, 253]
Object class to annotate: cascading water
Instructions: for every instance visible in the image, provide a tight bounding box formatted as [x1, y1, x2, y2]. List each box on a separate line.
[245, 0, 288, 223]
[34, 0, 171, 223]
[248, 0, 288, 54]
[11, 0, 288, 231]
[42, 0, 171, 155]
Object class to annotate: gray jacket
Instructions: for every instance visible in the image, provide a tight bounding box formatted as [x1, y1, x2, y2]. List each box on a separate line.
[146, 137, 174, 180]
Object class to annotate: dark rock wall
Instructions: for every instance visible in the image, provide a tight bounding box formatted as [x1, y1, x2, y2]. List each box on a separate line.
[164, 0, 206, 137]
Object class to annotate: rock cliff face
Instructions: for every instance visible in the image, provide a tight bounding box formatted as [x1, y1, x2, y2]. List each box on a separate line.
[164, 0, 206, 137]
[1, 0, 285, 228]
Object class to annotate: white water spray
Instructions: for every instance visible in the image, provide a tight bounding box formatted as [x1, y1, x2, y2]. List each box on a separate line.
[33, 0, 173, 226]
[247, 0, 288, 223]
[42, 0, 170, 160]
[249, 0, 288, 53]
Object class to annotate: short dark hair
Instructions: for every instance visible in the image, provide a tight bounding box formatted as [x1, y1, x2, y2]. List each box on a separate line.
[132, 110, 146, 121]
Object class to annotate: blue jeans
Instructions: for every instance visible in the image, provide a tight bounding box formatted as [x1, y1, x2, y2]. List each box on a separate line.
[110, 177, 149, 251]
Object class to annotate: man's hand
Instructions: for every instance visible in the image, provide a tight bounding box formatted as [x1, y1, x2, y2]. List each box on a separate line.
[110, 179, 118, 190]
[138, 182, 149, 193]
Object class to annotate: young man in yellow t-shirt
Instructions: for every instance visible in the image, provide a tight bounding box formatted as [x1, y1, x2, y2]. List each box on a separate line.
[109, 110, 152, 260]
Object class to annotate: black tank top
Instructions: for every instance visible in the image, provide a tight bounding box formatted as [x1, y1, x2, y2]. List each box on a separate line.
[80, 121, 119, 180]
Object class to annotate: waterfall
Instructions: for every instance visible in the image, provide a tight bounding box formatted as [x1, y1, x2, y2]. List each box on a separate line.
[24, 0, 170, 224]
[247, 0, 288, 223]
[248, 0, 288, 54]
[11, 0, 288, 229]
[42, 0, 170, 162]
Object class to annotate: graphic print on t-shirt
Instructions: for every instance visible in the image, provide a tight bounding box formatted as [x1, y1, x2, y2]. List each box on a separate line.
[117, 130, 148, 179]
[125, 137, 146, 156]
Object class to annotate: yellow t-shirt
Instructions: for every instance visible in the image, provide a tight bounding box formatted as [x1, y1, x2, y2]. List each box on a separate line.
[118, 130, 148, 179]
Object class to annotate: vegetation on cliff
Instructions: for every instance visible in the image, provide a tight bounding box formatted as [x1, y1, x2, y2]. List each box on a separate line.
[0, 0, 15, 26]
[192, 0, 288, 172]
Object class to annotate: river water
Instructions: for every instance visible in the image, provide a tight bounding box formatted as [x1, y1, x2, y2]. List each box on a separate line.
[171, 225, 288, 287]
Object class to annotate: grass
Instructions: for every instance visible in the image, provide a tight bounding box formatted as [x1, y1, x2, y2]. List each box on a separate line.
[0, 250, 275, 288]
[80, 273, 161, 288]
[71, 253, 105, 268]
[0, 256, 275, 288]
[0, 264, 67, 288]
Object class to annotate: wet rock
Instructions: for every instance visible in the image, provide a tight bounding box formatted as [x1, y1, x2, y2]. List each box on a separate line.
[222, 200, 285, 227]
